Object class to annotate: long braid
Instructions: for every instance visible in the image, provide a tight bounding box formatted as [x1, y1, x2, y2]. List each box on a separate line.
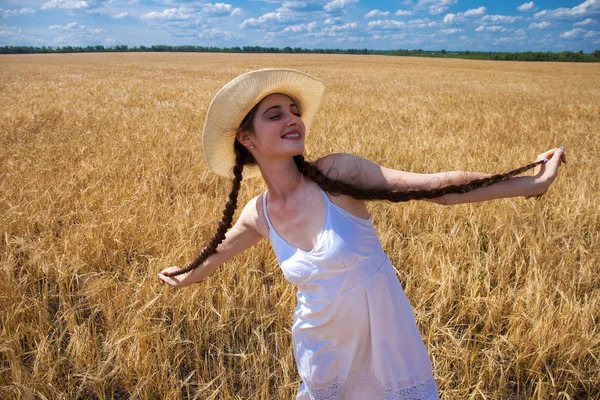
[166, 148, 246, 277]
[167, 92, 544, 278]
[293, 155, 544, 202]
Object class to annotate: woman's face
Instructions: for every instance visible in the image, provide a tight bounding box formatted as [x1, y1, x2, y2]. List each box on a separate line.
[239, 93, 306, 161]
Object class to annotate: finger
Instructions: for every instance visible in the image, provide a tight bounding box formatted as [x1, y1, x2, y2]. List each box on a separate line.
[537, 148, 559, 162]
[535, 149, 556, 175]
[559, 146, 567, 164]
[544, 148, 564, 176]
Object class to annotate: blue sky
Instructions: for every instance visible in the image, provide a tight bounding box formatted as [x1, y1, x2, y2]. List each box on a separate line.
[1, 0, 599, 52]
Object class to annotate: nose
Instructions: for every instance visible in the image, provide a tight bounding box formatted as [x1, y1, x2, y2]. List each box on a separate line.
[286, 113, 299, 126]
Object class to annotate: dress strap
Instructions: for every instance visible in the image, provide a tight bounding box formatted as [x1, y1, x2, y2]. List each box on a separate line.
[261, 191, 275, 232]
[316, 186, 330, 207]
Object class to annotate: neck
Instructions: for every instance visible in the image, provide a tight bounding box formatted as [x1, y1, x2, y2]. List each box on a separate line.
[258, 156, 305, 204]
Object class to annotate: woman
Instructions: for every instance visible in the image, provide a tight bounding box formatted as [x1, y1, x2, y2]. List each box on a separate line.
[157, 69, 566, 399]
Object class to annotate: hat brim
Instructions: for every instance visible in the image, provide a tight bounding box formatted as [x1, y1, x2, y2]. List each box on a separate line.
[202, 68, 325, 179]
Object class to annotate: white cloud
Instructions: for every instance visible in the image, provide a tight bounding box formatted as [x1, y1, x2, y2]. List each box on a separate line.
[283, 25, 305, 33]
[493, 36, 526, 45]
[1, 8, 36, 18]
[407, 18, 437, 28]
[479, 15, 521, 24]
[112, 11, 128, 19]
[324, 17, 342, 25]
[307, 21, 360, 39]
[560, 28, 585, 38]
[518, 2, 537, 12]
[443, 7, 485, 24]
[141, 7, 194, 21]
[367, 19, 405, 30]
[325, 21, 358, 31]
[41, 0, 90, 10]
[529, 21, 550, 29]
[395, 10, 414, 16]
[574, 18, 597, 26]
[240, 17, 261, 28]
[334, 35, 364, 42]
[584, 30, 600, 37]
[365, 9, 389, 18]
[475, 25, 506, 32]
[282, 21, 317, 33]
[464, 6, 486, 17]
[142, 3, 240, 23]
[202, 3, 242, 17]
[534, 0, 600, 20]
[198, 28, 241, 40]
[0, 24, 21, 37]
[49, 21, 78, 30]
[323, 0, 358, 12]
[282, 1, 306, 8]
[443, 13, 456, 23]
[440, 27, 462, 34]
[390, 33, 406, 39]
[49, 21, 103, 34]
[241, 9, 296, 29]
[107, 0, 138, 4]
[259, 31, 277, 43]
[415, 0, 457, 15]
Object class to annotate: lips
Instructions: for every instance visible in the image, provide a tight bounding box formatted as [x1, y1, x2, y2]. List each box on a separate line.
[281, 129, 301, 139]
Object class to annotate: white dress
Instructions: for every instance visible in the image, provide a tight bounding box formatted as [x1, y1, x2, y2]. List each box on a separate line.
[262, 188, 439, 400]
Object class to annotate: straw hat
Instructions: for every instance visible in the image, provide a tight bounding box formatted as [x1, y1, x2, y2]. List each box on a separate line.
[202, 68, 326, 179]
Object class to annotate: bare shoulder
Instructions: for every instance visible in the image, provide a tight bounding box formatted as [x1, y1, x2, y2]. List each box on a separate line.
[314, 152, 359, 173]
[315, 153, 362, 180]
[313, 153, 371, 218]
[238, 194, 270, 238]
[314, 152, 385, 188]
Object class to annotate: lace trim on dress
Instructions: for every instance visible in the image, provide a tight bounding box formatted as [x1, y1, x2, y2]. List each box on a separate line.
[381, 377, 439, 400]
[305, 373, 438, 400]
[308, 382, 342, 400]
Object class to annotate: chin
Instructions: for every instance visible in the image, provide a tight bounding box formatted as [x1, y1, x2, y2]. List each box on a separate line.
[291, 147, 306, 158]
[281, 142, 305, 156]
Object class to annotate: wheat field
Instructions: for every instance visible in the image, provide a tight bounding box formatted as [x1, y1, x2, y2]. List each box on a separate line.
[1, 53, 599, 399]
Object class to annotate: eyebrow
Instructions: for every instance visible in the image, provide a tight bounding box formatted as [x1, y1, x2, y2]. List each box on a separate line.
[262, 103, 298, 116]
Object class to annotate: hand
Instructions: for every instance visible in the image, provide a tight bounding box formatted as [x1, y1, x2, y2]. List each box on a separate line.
[532, 146, 567, 196]
[156, 266, 191, 288]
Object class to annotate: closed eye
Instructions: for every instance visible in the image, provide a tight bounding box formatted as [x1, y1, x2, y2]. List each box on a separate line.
[267, 109, 301, 120]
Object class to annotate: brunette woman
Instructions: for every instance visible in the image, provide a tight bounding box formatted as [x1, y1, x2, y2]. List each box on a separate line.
[157, 69, 566, 400]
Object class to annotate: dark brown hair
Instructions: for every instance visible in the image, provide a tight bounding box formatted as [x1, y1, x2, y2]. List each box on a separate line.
[166, 101, 543, 277]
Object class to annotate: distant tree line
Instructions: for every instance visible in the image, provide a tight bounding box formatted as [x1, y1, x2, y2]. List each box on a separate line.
[1, 45, 599, 62]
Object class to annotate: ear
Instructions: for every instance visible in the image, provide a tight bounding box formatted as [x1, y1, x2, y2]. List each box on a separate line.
[236, 131, 253, 149]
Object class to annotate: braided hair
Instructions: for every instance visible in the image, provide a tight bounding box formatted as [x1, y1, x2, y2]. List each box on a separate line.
[293, 154, 542, 203]
[166, 103, 543, 277]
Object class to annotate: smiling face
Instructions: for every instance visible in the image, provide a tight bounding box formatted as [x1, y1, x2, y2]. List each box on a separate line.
[236, 93, 306, 164]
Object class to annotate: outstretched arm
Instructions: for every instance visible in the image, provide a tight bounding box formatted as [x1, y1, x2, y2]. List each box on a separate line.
[157, 197, 266, 288]
[316, 147, 566, 205]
